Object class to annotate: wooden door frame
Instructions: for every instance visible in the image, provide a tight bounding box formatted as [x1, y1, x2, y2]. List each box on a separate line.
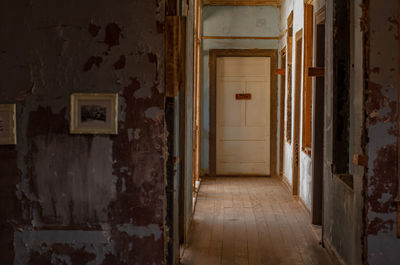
[292, 30, 303, 195]
[279, 48, 286, 178]
[209, 49, 278, 177]
[311, 5, 325, 226]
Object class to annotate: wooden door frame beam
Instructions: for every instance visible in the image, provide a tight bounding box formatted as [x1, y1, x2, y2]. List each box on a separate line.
[209, 49, 278, 177]
[202, 0, 281, 6]
[292, 30, 303, 196]
[279, 47, 286, 178]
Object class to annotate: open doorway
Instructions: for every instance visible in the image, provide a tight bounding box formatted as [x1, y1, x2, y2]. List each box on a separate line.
[311, 6, 326, 226]
[209, 49, 278, 177]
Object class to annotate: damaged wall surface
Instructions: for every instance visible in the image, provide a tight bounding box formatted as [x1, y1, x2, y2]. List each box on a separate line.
[0, 0, 167, 264]
[365, 0, 400, 263]
[322, 0, 364, 264]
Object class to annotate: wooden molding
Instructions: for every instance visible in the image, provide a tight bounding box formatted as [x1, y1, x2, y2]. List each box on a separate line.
[280, 46, 286, 56]
[208, 49, 278, 178]
[275, 69, 286, 75]
[295, 29, 303, 41]
[316, 5, 326, 24]
[302, 4, 313, 151]
[279, 29, 288, 39]
[353, 154, 368, 167]
[203, 0, 281, 6]
[287, 11, 294, 27]
[308, 67, 325, 77]
[202, 35, 280, 40]
[304, 0, 314, 5]
[302, 147, 312, 156]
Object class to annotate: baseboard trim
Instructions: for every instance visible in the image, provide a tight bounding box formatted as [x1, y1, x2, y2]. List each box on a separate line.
[297, 195, 312, 219]
[182, 178, 202, 249]
[323, 237, 346, 265]
[281, 174, 292, 193]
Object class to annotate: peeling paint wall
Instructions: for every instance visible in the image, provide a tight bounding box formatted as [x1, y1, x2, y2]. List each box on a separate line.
[322, 0, 364, 264]
[365, 0, 400, 263]
[0, 0, 167, 264]
[200, 5, 280, 175]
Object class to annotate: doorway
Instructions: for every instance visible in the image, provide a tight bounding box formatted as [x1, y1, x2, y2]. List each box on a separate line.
[312, 7, 326, 226]
[292, 30, 303, 195]
[209, 49, 278, 177]
[216, 57, 271, 175]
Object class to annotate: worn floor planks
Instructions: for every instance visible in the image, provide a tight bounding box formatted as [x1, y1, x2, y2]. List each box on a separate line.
[181, 177, 338, 265]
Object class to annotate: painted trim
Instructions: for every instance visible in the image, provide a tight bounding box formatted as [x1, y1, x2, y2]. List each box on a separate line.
[208, 49, 278, 177]
[298, 195, 312, 218]
[202, 36, 281, 40]
[279, 48, 286, 177]
[203, 0, 281, 6]
[292, 30, 303, 195]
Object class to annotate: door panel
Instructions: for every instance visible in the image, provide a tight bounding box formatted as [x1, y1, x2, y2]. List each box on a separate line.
[216, 57, 271, 175]
[220, 141, 267, 163]
[246, 81, 270, 127]
[218, 80, 245, 127]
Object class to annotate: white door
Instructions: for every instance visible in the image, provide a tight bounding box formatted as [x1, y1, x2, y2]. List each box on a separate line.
[216, 57, 271, 175]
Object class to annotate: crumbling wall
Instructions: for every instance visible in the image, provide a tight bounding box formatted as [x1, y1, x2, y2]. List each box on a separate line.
[322, 0, 364, 264]
[364, 0, 400, 264]
[0, 0, 166, 264]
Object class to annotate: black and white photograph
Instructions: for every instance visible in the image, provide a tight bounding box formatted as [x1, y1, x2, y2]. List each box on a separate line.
[70, 93, 118, 134]
[80, 105, 107, 123]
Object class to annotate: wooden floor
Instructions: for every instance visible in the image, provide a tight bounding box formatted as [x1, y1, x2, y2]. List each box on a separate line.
[181, 177, 338, 265]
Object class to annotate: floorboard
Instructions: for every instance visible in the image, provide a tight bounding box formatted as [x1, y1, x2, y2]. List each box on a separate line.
[181, 177, 338, 265]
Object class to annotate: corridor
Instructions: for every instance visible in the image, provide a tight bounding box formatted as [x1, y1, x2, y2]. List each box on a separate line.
[181, 177, 338, 265]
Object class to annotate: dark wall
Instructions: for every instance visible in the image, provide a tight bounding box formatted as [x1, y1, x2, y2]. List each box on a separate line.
[0, 0, 166, 264]
[323, 1, 364, 264]
[365, 0, 400, 264]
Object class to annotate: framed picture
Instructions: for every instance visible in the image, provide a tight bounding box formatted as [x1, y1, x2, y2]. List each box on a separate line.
[0, 104, 17, 145]
[70, 93, 118, 135]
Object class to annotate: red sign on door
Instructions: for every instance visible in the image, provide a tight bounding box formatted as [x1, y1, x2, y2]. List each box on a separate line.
[235, 93, 252, 100]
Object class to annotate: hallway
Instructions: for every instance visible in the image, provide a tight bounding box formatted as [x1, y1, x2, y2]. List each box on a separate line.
[181, 177, 337, 265]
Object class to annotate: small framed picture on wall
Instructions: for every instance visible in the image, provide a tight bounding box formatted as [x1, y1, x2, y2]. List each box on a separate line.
[0, 104, 17, 145]
[70, 93, 118, 135]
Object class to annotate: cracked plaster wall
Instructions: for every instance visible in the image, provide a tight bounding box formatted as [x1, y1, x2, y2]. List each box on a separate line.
[0, 0, 167, 264]
[365, 0, 400, 264]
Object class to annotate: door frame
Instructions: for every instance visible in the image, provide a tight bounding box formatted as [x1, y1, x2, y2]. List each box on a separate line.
[311, 6, 325, 226]
[209, 49, 278, 177]
[279, 48, 286, 178]
[292, 30, 303, 195]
